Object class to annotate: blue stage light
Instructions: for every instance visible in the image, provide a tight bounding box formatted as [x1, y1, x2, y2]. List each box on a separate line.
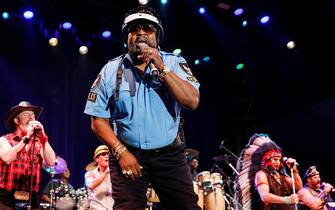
[23, 11, 34, 19]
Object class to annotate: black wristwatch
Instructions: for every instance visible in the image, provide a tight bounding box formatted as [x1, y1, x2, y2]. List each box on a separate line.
[22, 136, 30, 144]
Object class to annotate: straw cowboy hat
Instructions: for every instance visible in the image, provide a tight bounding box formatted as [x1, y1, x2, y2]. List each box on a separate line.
[3, 101, 43, 131]
[85, 145, 109, 171]
[93, 145, 109, 159]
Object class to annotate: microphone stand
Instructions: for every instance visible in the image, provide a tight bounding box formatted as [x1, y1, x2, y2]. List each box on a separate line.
[49, 172, 55, 210]
[220, 140, 239, 160]
[290, 168, 298, 210]
[27, 130, 37, 210]
[226, 160, 240, 176]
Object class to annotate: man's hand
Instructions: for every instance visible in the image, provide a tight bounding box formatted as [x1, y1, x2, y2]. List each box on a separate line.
[26, 120, 48, 144]
[118, 150, 143, 180]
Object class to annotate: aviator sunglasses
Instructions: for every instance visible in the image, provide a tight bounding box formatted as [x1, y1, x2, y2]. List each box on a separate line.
[128, 24, 157, 33]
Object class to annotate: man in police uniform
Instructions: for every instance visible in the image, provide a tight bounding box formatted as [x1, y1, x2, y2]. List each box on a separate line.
[84, 5, 201, 210]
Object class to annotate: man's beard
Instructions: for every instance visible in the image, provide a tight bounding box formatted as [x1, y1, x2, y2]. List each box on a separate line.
[128, 37, 157, 64]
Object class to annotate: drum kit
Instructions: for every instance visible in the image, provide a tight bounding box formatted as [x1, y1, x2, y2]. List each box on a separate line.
[143, 148, 234, 210]
[144, 171, 228, 210]
[41, 156, 89, 210]
[188, 148, 237, 210]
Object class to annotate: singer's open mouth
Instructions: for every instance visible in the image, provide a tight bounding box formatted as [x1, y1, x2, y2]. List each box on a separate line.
[136, 37, 149, 44]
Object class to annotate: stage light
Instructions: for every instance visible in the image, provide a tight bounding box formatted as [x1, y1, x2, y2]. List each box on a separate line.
[217, 2, 231, 10]
[161, 0, 168, 4]
[203, 56, 210, 62]
[62, 22, 72, 30]
[234, 8, 244, 16]
[2, 12, 9, 20]
[79, 46, 88, 55]
[286, 41, 295, 49]
[138, 0, 149, 5]
[173, 48, 182, 55]
[236, 63, 245, 70]
[260, 15, 270, 24]
[198, 7, 206, 15]
[194, 59, 200, 65]
[48, 38, 58, 47]
[23, 11, 34, 19]
[102, 30, 111, 39]
[242, 20, 248, 27]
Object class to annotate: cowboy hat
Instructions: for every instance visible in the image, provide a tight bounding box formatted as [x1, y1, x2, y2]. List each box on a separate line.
[93, 145, 109, 159]
[3, 101, 43, 131]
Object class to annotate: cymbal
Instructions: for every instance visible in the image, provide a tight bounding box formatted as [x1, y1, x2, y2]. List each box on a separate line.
[43, 156, 67, 174]
[184, 148, 199, 158]
[85, 161, 98, 171]
[213, 154, 234, 162]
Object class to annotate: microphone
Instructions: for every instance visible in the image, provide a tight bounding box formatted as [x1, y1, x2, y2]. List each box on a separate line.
[137, 43, 158, 76]
[283, 157, 299, 167]
[219, 140, 225, 150]
[149, 63, 159, 76]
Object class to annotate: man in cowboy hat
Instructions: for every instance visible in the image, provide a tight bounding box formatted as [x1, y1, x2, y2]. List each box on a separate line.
[298, 166, 334, 210]
[85, 145, 114, 209]
[0, 101, 56, 209]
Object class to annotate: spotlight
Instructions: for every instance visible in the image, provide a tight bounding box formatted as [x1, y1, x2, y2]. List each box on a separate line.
[2, 12, 9, 19]
[234, 8, 244, 16]
[242, 20, 248, 27]
[48, 38, 58, 47]
[23, 10, 34, 19]
[217, 2, 231, 10]
[236, 63, 245, 70]
[62, 22, 72, 30]
[198, 7, 206, 15]
[194, 59, 200, 65]
[286, 41, 295, 49]
[260, 15, 270, 24]
[161, 0, 168, 4]
[79, 46, 88, 55]
[202, 56, 210, 62]
[102, 30, 112, 39]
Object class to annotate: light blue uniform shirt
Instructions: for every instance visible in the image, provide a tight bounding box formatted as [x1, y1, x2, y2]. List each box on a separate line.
[84, 51, 200, 149]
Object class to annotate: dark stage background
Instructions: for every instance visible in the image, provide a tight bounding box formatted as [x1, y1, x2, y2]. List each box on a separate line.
[0, 0, 334, 194]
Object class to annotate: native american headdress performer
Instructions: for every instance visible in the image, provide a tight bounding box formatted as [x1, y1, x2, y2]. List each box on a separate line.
[233, 133, 289, 210]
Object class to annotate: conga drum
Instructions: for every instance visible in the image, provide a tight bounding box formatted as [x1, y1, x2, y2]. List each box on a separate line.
[197, 171, 215, 210]
[211, 172, 225, 210]
[193, 180, 204, 209]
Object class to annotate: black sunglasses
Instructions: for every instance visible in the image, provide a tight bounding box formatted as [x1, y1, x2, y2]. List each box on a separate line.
[128, 24, 157, 33]
[98, 152, 109, 157]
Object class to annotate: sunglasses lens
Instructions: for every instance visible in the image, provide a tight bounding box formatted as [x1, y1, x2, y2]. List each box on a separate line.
[128, 24, 156, 33]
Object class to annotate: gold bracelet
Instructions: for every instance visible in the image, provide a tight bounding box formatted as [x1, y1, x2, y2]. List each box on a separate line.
[112, 142, 121, 152]
[158, 65, 170, 80]
[115, 146, 127, 160]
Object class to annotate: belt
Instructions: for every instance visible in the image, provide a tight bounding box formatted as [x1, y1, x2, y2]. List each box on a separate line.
[124, 135, 184, 158]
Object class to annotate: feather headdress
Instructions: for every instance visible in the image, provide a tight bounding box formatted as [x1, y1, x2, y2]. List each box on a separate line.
[233, 133, 282, 210]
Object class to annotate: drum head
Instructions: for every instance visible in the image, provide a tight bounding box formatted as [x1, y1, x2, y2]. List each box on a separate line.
[55, 197, 76, 210]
